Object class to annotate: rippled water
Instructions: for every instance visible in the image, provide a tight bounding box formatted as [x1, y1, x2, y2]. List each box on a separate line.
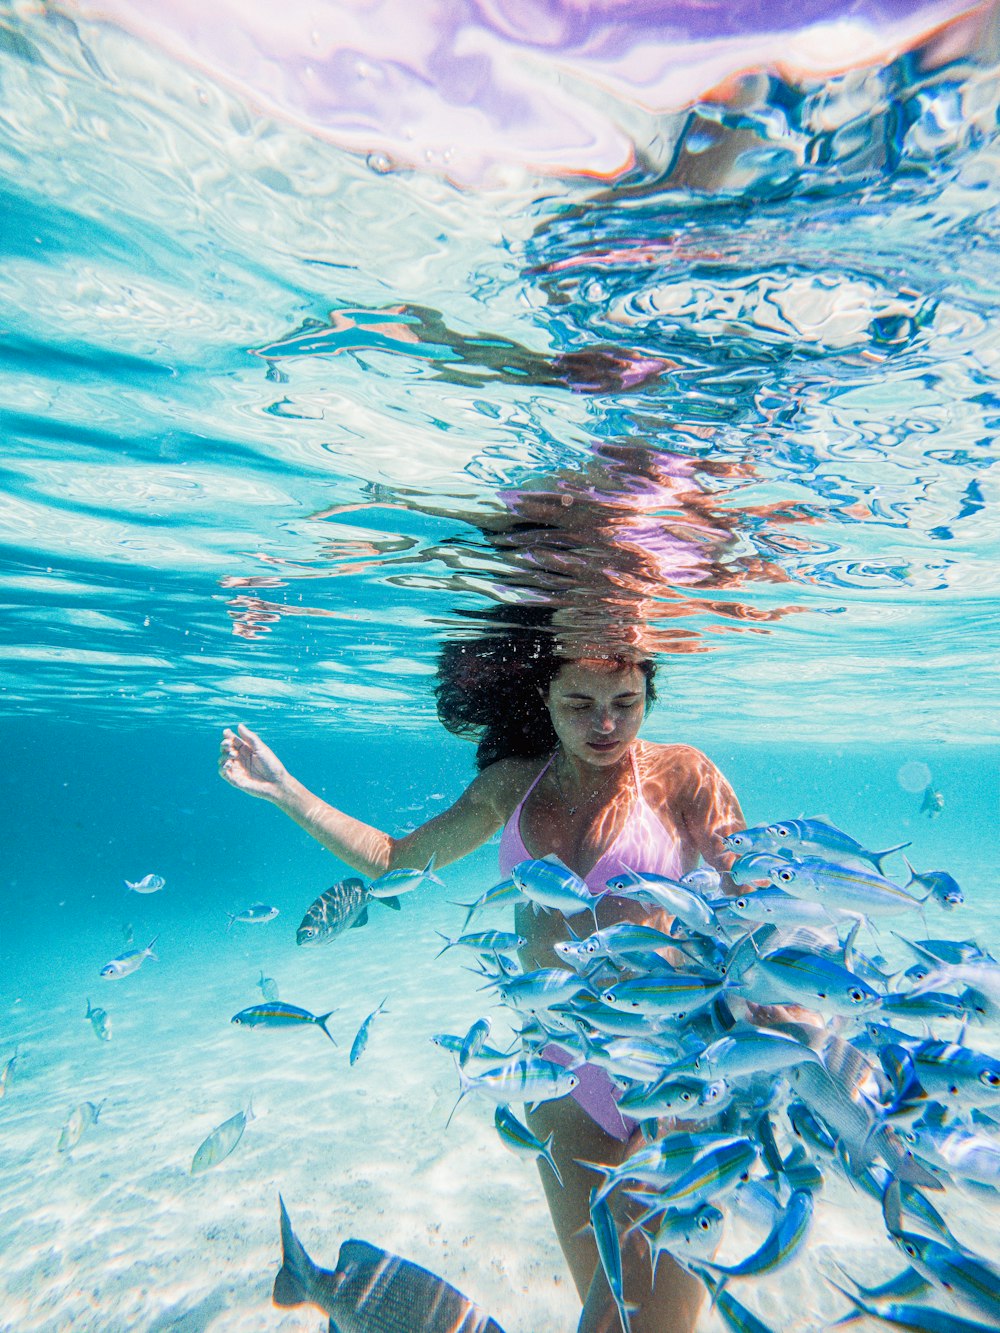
[1, 1, 997, 741]
[1, 3, 999, 1330]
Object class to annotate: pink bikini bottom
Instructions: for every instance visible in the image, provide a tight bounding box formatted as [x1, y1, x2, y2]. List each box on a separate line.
[541, 1043, 638, 1143]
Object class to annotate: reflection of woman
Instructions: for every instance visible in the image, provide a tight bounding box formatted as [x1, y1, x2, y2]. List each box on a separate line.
[219, 609, 745, 1332]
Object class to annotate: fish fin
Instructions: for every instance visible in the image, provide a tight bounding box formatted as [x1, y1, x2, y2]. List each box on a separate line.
[541, 1135, 564, 1188]
[350, 907, 370, 928]
[328, 1320, 343, 1333]
[434, 932, 455, 960]
[272, 1196, 314, 1309]
[376, 895, 401, 911]
[873, 842, 911, 876]
[315, 1013, 338, 1046]
[541, 852, 571, 869]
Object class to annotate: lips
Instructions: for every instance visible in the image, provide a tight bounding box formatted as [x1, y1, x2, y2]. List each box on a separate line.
[587, 740, 619, 752]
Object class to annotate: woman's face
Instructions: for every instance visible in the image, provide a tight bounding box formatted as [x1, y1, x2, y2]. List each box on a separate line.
[544, 659, 646, 765]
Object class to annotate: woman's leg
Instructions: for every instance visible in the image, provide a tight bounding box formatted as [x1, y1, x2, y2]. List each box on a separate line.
[527, 1099, 705, 1333]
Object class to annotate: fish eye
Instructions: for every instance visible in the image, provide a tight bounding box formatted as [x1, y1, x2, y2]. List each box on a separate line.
[980, 1071, 1000, 1087]
[849, 989, 865, 1003]
[777, 869, 794, 883]
[698, 1217, 711, 1231]
[736, 898, 748, 909]
[680, 1091, 693, 1102]
[774, 826, 789, 838]
[904, 1243, 917, 1258]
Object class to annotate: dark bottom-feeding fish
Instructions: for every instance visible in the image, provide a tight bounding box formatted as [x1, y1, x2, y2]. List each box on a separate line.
[273, 1196, 507, 1332]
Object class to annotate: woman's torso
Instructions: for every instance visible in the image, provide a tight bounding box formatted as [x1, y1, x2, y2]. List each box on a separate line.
[496, 740, 699, 969]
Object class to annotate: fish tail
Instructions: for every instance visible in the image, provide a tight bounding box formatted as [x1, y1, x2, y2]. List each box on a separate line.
[272, 1196, 316, 1309]
[316, 1013, 338, 1046]
[873, 841, 911, 875]
[541, 1132, 564, 1188]
[445, 1062, 475, 1130]
[423, 853, 446, 888]
[225, 913, 235, 932]
[145, 935, 159, 960]
[433, 932, 456, 960]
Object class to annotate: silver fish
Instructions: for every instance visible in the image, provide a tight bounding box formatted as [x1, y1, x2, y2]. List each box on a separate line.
[769, 858, 925, 917]
[883, 1181, 1000, 1324]
[85, 998, 112, 1042]
[350, 997, 388, 1066]
[699, 1187, 813, 1282]
[590, 1189, 635, 1333]
[191, 1102, 254, 1174]
[227, 902, 279, 928]
[450, 1056, 579, 1122]
[637, 1204, 724, 1272]
[435, 929, 525, 959]
[100, 935, 158, 979]
[754, 946, 882, 1016]
[762, 818, 909, 874]
[599, 972, 726, 1017]
[903, 859, 964, 910]
[0, 1048, 20, 1099]
[369, 854, 444, 899]
[494, 1105, 563, 1187]
[510, 856, 598, 922]
[124, 873, 165, 894]
[231, 1002, 336, 1044]
[273, 1196, 507, 1332]
[58, 1100, 103, 1153]
[257, 970, 279, 1001]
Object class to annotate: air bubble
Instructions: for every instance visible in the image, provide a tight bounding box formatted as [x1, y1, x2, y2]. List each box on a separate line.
[367, 152, 393, 175]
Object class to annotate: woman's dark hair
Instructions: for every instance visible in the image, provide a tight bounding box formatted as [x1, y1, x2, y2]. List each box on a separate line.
[435, 605, 657, 770]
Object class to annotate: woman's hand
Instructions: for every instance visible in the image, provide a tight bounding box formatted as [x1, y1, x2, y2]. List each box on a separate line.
[218, 724, 292, 802]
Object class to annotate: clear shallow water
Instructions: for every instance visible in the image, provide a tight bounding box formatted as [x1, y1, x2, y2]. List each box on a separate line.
[1, 3, 999, 1330]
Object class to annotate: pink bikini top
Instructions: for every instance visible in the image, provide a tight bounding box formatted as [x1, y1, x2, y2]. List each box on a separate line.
[498, 746, 684, 892]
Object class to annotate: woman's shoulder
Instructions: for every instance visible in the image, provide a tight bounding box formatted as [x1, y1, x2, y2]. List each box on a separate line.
[638, 741, 729, 795]
[639, 740, 716, 772]
[475, 753, 552, 818]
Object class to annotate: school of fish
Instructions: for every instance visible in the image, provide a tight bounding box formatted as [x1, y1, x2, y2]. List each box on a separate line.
[429, 816, 1000, 1333]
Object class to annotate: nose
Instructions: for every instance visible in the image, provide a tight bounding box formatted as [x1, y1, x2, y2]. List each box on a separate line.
[594, 709, 615, 734]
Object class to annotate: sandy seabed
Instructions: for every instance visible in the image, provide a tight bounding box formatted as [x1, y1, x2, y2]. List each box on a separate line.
[2, 874, 999, 1333]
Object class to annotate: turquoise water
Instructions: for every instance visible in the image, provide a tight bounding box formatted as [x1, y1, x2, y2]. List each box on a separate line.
[1, 3, 999, 1330]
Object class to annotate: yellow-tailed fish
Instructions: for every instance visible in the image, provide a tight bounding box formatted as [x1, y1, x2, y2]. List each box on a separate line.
[447, 1055, 578, 1127]
[231, 1001, 337, 1044]
[369, 854, 444, 899]
[693, 1268, 777, 1333]
[494, 1105, 563, 1187]
[100, 935, 158, 979]
[349, 997, 388, 1066]
[636, 1204, 724, 1274]
[589, 1188, 637, 1333]
[698, 1187, 814, 1285]
[882, 1180, 1000, 1324]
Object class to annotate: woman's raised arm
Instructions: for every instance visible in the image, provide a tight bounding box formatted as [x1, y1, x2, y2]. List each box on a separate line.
[218, 723, 505, 877]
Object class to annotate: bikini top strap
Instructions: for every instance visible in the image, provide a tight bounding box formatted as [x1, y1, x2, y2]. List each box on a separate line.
[517, 752, 555, 810]
[629, 744, 644, 799]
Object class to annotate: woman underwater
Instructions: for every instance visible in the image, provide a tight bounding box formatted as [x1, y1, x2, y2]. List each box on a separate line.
[219, 609, 748, 1332]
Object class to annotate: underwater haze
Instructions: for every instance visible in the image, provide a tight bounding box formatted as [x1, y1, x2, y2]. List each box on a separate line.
[1, 1, 999, 1330]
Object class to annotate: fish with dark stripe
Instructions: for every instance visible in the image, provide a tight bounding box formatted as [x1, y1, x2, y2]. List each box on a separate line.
[273, 1196, 507, 1333]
